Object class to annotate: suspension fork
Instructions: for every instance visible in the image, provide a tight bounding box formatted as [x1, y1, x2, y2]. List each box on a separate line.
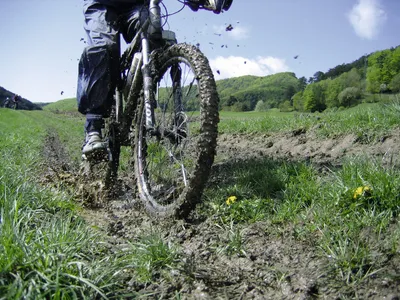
[141, 0, 162, 132]
[141, 37, 155, 131]
[114, 33, 123, 124]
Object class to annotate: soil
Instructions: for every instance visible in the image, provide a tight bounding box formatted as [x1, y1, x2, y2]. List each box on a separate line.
[42, 127, 400, 299]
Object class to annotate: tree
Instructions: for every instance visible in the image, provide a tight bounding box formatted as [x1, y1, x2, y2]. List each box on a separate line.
[254, 100, 270, 112]
[388, 47, 400, 78]
[313, 71, 325, 83]
[303, 83, 326, 112]
[324, 78, 342, 108]
[389, 73, 400, 93]
[292, 91, 304, 111]
[232, 102, 249, 112]
[338, 87, 361, 107]
[341, 68, 362, 88]
[366, 49, 393, 92]
[324, 54, 368, 80]
[366, 66, 381, 93]
[279, 100, 293, 112]
[297, 76, 307, 91]
[284, 85, 296, 103]
[226, 96, 238, 106]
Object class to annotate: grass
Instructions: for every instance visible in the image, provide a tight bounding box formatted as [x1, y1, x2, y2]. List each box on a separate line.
[42, 98, 77, 113]
[219, 102, 400, 140]
[215, 221, 246, 257]
[203, 155, 400, 286]
[1, 98, 400, 297]
[26, 110, 85, 166]
[129, 233, 180, 283]
[0, 108, 180, 298]
[200, 101, 400, 289]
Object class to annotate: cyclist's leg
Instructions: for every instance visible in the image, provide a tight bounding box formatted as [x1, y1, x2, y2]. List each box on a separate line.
[77, 1, 120, 129]
[77, 0, 121, 156]
[119, 4, 149, 43]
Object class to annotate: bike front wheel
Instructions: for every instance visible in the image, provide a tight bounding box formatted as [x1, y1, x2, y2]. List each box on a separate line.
[134, 43, 219, 218]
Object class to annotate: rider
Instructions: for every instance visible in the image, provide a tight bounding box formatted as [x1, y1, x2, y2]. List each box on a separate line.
[12, 95, 20, 110]
[77, 0, 232, 159]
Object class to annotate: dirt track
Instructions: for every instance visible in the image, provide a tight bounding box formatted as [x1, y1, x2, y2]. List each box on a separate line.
[42, 128, 400, 299]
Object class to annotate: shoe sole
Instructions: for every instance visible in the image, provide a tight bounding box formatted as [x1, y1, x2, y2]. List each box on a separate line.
[82, 147, 109, 163]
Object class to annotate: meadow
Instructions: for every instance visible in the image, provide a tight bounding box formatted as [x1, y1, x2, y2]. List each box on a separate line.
[1, 100, 400, 298]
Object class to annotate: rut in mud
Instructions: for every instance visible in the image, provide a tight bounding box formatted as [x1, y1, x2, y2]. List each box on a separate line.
[42, 128, 400, 299]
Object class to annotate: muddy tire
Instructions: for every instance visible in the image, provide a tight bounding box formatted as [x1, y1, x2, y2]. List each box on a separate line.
[134, 43, 219, 218]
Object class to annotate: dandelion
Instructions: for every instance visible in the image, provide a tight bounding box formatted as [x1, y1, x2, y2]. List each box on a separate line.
[353, 186, 372, 199]
[226, 196, 237, 205]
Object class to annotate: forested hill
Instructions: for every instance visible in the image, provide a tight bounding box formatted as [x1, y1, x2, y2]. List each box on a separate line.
[2, 44, 397, 113]
[217, 72, 301, 111]
[0, 86, 42, 110]
[309, 54, 368, 83]
[216, 44, 400, 112]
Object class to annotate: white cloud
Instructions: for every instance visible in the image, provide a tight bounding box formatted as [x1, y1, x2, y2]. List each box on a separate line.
[212, 24, 250, 40]
[210, 56, 290, 79]
[348, 0, 387, 39]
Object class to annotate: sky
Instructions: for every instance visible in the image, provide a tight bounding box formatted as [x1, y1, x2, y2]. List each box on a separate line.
[0, 0, 399, 103]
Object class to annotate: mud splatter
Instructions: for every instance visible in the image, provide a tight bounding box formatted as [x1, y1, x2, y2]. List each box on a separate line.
[41, 128, 400, 298]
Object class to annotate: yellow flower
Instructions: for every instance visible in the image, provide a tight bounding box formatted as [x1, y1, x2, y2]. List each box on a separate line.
[226, 196, 237, 205]
[353, 186, 372, 199]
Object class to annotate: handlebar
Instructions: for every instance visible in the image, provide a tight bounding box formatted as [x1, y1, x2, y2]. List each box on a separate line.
[179, 0, 229, 14]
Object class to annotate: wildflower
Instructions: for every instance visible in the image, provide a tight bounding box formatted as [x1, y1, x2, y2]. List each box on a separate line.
[226, 196, 237, 205]
[353, 186, 372, 199]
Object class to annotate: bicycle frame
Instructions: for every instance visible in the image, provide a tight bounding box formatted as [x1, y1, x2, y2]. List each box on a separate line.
[117, 0, 178, 141]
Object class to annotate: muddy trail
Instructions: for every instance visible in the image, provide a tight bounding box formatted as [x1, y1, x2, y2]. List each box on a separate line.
[42, 128, 400, 299]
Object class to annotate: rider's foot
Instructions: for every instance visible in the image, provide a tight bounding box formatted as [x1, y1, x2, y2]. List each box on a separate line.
[82, 132, 108, 161]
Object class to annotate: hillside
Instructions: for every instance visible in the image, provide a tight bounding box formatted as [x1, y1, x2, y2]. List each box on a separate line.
[0, 86, 42, 110]
[217, 72, 300, 111]
[33, 44, 400, 114]
[42, 98, 77, 113]
[218, 45, 400, 113]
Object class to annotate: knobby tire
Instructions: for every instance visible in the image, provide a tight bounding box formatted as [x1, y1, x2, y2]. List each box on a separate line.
[134, 43, 219, 218]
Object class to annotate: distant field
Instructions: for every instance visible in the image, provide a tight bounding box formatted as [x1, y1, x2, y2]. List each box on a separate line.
[39, 98, 400, 139]
[43, 97, 77, 112]
[220, 108, 290, 119]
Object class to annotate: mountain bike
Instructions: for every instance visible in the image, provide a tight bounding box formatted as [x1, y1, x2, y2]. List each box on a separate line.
[82, 0, 220, 218]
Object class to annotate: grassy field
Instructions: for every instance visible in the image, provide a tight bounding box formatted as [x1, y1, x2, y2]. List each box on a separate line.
[219, 102, 400, 139]
[0, 109, 176, 298]
[42, 98, 77, 113]
[1, 100, 400, 298]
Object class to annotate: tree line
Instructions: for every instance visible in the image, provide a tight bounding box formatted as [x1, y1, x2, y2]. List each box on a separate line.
[215, 45, 400, 113]
[0, 86, 42, 110]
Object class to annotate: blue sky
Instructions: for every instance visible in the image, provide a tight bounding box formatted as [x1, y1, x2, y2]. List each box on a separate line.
[0, 0, 399, 103]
